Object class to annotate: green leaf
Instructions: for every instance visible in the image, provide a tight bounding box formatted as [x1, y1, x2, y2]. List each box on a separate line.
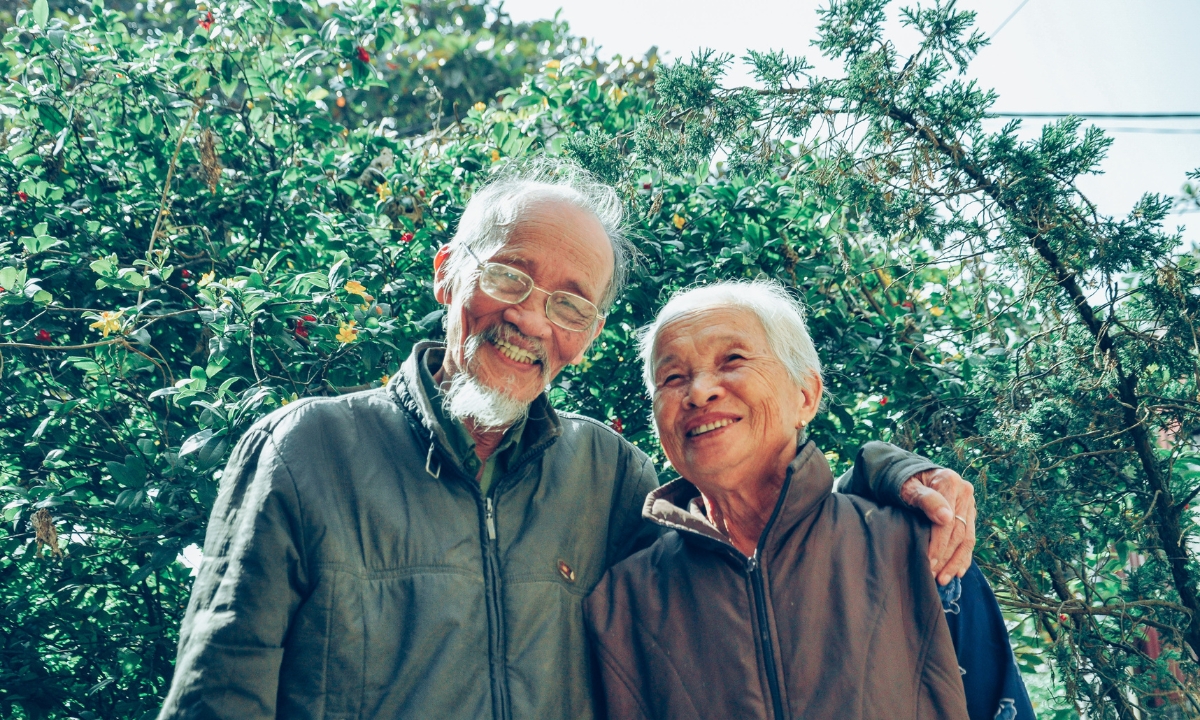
[33, 0, 48, 27]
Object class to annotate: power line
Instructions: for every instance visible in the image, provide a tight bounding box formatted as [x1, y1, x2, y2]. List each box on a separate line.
[993, 112, 1200, 119]
[990, 0, 1033, 39]
[1101, 128, 1200, 135]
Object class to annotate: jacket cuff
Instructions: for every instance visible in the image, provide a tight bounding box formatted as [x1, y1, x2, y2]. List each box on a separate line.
[836, 441, 942, 507]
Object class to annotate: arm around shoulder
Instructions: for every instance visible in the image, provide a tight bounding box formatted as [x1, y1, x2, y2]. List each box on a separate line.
[835, 440, 942, 506]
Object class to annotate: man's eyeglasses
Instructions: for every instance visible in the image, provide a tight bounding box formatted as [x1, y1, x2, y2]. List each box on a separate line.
[463, 245, 603, 333]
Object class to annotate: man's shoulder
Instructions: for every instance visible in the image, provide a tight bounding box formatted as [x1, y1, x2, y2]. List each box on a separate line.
[243, 386, 415, 457]
[553, 410, 647, 458]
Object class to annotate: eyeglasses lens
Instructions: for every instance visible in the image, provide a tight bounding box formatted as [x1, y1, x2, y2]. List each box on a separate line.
[478, 262, 598, 332]
[480, 263, 532, 301]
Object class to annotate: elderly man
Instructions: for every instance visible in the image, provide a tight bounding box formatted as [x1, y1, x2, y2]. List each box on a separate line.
[158, 161, 975, 719]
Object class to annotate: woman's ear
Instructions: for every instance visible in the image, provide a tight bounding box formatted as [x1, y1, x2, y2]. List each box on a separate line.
[797, 373, 824, 429]
[433, 245, 453, 304]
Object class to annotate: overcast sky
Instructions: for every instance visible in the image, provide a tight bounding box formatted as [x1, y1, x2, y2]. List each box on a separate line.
[501, 0, 1200, 241]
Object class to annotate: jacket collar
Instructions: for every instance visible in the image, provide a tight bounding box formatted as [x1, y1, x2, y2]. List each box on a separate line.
[392, 341, 563, 480]
[643, 441, 834, 559]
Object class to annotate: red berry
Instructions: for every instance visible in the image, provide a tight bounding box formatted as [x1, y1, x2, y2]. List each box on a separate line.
[400, 232, 414, 243]
[199, 11, 213, 29]
[36, 329, 51, 342]
[356, 47, 371, 63]
[294, 319, 309, 339]
[17, 191, 28, 202]
[417, 189, 426, 198]
[181, 269, 192, 278]
[610, 417, 623, 434]
[643, 183, 652, 190]
[302, 315, 316, 322]
[879, 396, 888, 405]
[1059, 614, 1068, 622]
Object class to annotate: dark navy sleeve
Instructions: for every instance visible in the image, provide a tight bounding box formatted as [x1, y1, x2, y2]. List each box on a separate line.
[937, 562, 1036, 720]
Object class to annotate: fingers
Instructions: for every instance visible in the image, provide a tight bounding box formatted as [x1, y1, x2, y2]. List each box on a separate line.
[905, 469, 976, 584]
[938, 502, 977, 584]
[906, 481, 954, 576]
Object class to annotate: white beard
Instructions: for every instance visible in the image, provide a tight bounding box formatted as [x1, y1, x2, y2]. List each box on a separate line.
[442, 328, 544, 431]
[443, 371, 530, 431]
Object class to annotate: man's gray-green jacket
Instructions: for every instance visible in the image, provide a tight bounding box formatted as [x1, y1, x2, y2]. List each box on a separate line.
[158, 342, 939, 720]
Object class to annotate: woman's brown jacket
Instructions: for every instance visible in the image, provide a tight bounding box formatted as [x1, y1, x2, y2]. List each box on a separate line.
[583, 441, 970, 720]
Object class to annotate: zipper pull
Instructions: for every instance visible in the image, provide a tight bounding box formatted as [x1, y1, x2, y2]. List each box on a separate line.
[485, 497, 496, 540]
[746, 553, 758, 573]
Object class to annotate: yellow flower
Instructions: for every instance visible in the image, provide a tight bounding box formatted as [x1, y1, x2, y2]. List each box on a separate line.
[380, 373, 391, 386]
[545, 59, 560, 69]
[672, 214, 686, 230]
[89, 310, 124, 337]
[930, 306, 945, 317]
[611, 86, 627, 102]
[198, 271, 215, 287]
[376, 182, 391, 200]
[490, 149, 501, 162]
[473, 102, 486, 112]
[336, 321, 359, 344]
[344, 280, 373, 301]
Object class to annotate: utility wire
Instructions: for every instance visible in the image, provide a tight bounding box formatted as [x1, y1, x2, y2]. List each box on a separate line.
[993, 112, 1200, 119]
[990, 0, 1033, 39]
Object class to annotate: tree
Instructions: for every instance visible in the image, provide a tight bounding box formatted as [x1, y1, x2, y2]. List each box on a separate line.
[3, 0, 1197, 717]
[613, 1, 1200, 716]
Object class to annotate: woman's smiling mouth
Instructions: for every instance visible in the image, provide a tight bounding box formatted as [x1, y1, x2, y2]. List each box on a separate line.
[687, 418, 739, 437]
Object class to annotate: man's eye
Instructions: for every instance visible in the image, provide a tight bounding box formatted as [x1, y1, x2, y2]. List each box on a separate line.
[661, 374, 684, 386]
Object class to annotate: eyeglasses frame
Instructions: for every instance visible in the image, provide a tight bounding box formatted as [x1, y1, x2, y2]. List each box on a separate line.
[461, 244, 605, 333]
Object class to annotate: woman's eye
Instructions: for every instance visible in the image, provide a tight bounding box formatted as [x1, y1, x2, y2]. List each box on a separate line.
[661, 374, 684, 386]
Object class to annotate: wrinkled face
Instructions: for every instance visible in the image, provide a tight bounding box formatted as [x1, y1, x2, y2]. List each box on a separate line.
[435, 199, 612, 406]
[651, 306, 820, 493]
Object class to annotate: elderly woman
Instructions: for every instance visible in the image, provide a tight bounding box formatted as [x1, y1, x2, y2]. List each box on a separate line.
[584, 281, 1032, 720]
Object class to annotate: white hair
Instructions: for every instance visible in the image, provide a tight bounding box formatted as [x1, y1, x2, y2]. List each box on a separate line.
[442, 158, 632, 312]
[638, 280, 823, 396]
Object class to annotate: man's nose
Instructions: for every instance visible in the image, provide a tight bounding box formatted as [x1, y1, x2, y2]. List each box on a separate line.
[502, 295, 554, 341]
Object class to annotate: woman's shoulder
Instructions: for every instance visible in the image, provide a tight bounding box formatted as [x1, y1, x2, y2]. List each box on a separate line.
[819, 492, 930, 557]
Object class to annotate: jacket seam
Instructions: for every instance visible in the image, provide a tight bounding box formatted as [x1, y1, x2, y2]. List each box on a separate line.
[264, 434, 310, 589]
[592, 641, 655, 720]
[913, 572, 944, 719]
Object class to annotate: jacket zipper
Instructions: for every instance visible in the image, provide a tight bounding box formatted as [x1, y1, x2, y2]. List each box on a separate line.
[748, 553, 785, 719]
[481, 492, 509, 720]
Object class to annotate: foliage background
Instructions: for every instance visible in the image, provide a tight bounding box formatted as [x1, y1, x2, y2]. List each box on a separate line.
[0, 0, 1197, 717]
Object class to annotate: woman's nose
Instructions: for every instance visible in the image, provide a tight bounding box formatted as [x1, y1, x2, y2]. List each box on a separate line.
[685, 372, 723, 407]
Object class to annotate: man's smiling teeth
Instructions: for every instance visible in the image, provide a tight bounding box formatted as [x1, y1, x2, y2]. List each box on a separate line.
[493, 338, 539, 365]
[688, 419, 735, 437]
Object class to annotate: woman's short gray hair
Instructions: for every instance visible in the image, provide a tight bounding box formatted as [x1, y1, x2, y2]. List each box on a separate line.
[638, 279, 823, 395]
[442, 158, 631, 311]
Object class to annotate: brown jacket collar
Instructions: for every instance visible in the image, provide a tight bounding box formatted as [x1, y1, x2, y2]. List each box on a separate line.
[642, 441, 835, 557]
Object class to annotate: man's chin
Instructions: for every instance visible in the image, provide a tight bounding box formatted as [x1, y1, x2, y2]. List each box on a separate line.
[444, 371, 536, 431]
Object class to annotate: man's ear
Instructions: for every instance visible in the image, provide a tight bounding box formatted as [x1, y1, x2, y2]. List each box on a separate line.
[569, 318, 605, 365]
[433, 245, 453, 304]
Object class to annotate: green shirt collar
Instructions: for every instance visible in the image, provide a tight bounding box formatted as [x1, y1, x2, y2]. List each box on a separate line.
[417, 347, 527, 482]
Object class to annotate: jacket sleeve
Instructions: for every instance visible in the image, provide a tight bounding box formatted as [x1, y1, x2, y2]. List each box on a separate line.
[834, 440, 942, 507]
[604, 445, 662, 570]
[941, 563, 1037, 720]
[158, 427, 309, 720]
